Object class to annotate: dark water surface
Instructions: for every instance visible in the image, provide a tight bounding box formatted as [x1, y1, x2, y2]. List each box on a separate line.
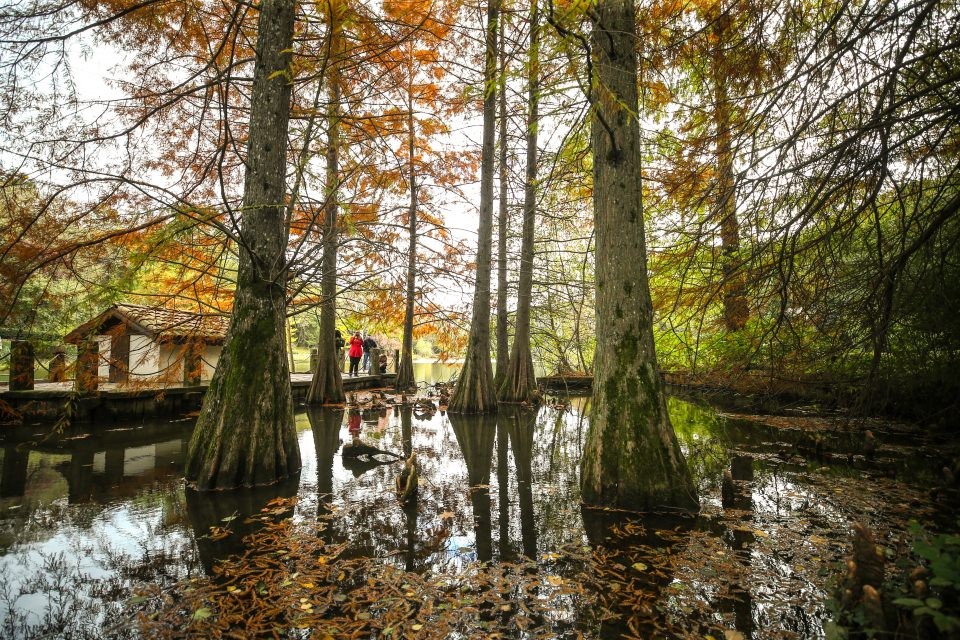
[0, 394, 948, 638]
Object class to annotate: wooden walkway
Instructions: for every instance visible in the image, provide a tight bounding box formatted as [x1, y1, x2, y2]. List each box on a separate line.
[0, 372, 396, 423]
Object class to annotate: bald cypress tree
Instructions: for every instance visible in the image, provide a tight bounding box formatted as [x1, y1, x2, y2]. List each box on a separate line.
[579, 0, 698, 511]
[185, 0, 300, 490]
[449, 0, 500, 414]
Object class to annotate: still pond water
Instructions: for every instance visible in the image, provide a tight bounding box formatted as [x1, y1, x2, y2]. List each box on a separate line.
[0, 393, 948, 638]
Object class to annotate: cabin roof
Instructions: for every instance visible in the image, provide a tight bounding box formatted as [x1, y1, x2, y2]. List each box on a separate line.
[64, 304, 229, 345]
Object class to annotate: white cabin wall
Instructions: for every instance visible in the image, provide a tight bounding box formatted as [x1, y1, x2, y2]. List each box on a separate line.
[158, 344, 183, 382]
[128, 335, 160, 378]
[96, 335, 111, 379]
[202, 346, 222, 381]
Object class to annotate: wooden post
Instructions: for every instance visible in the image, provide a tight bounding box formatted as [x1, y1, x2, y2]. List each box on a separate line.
[369, 347, 382, 375]
[9, 340, 35, 391]
[48, 348, 67, 382]
[731, 455, 754, 481]
[310, 347, 319, 374]
[75, 340, 99, 393]
[109, 334, 130, 383]
[1, 445, 29, 498]
[184, 342, 203, 386]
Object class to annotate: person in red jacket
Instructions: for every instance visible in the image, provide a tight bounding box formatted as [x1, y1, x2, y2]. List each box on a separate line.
[348, 331, 364, 377]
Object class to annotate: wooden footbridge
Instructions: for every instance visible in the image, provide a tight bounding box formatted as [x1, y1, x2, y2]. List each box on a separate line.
[0, 372, 397, 423]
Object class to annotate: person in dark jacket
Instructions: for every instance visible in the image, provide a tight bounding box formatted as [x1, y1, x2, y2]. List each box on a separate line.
[362, 335, 377, 371]
[334, 329, 346, 372]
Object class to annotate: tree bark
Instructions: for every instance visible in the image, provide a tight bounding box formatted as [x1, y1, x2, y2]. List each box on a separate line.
[499, 0, 539, 403]
[396, 45, 418, 393]
[712, 7, 748, 332]
[185, 0, 300, 490]
[449, 0, 499, 414]
[495, 27, 509, 389]
[580, 0, 698, 511]
[307, 2, 346, 405]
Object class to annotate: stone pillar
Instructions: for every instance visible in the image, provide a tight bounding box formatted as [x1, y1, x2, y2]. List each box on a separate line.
[309, 347, 319, 374]
[9, 340, 34, 390]
[48, 348, 67, 382]
[75, 340, 99, 393]
[369, 347, 382, 375]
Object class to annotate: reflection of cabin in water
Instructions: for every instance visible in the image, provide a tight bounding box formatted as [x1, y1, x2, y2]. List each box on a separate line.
[63, 304, 228, 384]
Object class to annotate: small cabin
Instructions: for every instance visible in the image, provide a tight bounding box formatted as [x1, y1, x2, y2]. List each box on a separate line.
[64, 304, 229, 384]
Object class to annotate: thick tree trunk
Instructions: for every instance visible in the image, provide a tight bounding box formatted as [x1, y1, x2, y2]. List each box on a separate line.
[185, 0, 300, 490]
[307, 4, 346, 405]
[580, 0, 698, 511]
[396, 58, 418, 393]
[499, 0, 539, 403]
[449, 0, 499, 414]
[713, 8, 748, 332]
[495, 29, 509, 389]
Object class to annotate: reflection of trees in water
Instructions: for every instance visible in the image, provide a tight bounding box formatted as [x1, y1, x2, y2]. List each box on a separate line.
[501, 407, 538, 560]
[667, 396, 734, 489]
[304, 407, 454, 574]
[399, 408, 417, 571]
[0, 432, 199, 638]
[580, 509, 696, 638]
[307, 406, 343, 520]
[449, 413, 497, 563]
[1, 445, 29, 498]
[531, 405, 587, 552]
[496, 420, 511, 560]
[185, 474, 300, 574]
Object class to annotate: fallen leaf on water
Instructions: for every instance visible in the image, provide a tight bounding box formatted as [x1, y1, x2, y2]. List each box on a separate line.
[207, 527, 230, 541]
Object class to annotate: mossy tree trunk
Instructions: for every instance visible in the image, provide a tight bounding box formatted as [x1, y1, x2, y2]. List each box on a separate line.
[396, 57, 418, 393]
[449, 0, 499, 414]
[307, 2, 345, 405]
[580, 0, 698, 511]
[494, 29, 510, 390]
[185, 0, 300, 491]
[499, 0, 539, 403]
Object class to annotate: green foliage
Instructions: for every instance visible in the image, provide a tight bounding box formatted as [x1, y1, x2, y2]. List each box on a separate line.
[892, 521, 960, 636]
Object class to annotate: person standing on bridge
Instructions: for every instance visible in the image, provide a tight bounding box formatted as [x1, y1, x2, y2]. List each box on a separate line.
[362, 334, 378, 372]
[348, 331, 363, 377]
